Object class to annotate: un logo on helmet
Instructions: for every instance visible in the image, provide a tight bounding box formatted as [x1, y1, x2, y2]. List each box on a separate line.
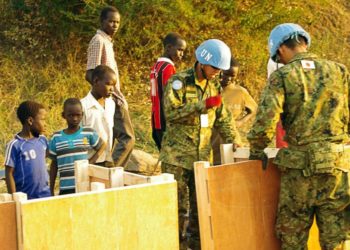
[200, 49, 213, 62]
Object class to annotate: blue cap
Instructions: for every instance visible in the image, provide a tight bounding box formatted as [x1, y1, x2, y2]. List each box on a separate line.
[195, 39, 231, 70]
[269, 23, 311, 62]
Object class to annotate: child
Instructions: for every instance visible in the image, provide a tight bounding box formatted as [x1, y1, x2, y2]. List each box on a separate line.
[4, 101, 51, 199]
[150, 32, 186, 150]
[49, 98, 105, 195]
[81, 65, 116, 167]
[211, 57, 257, 164]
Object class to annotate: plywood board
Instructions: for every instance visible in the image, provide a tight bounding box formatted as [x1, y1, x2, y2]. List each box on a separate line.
[18, 182, 178, 250]
[218, 145, 322, 250]
[195, 160, 282, 250]
[193, 161, 214, 249]
[0, 201, 17, 250]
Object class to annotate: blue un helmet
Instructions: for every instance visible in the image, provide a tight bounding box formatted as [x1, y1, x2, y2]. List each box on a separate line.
[195, 39, 231, 70]
[269, 23, 311, 62]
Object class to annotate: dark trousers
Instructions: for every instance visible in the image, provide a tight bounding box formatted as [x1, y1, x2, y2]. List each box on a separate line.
[112, 102, 135, 167]
[152, 128, 164, 151]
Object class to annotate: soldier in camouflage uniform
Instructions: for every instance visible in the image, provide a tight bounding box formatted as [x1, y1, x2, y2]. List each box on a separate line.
[248, 23, 350, 250]
[159, 39, 238, 250]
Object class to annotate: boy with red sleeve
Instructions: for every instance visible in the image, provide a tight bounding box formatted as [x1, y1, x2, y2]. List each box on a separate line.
[150, 32, 186, 150]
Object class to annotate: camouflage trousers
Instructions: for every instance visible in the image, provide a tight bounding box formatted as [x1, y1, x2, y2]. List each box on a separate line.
[276, 169, 350, 250]
[161, 162, 201, 250]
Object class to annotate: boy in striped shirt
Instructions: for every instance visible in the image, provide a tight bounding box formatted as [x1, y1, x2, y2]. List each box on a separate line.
[49, 98, 105, 195]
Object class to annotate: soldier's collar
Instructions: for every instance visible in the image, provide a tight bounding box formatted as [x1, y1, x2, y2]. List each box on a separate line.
[193, 63, 208, 91]
[289, 52, 318, 64]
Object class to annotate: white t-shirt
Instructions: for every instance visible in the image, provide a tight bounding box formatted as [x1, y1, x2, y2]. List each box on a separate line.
[267, 58, 284, 78]
[81, 92, 116, 162]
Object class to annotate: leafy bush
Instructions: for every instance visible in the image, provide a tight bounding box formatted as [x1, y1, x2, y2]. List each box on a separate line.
[0, 0, 350, 164]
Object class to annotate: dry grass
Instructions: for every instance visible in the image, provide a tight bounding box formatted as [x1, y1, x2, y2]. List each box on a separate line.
[1, 0, 350, 171]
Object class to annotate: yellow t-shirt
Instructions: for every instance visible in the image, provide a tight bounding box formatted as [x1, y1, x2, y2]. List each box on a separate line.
[222, 85, 256, 121]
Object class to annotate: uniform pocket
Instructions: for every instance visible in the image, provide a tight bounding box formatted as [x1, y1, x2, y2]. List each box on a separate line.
[309, 144, 350, 174]
[274, 148, 307, 170]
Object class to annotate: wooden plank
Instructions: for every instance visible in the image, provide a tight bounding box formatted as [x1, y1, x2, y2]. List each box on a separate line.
[89, 176, 111, 188]
[0, 201, 17, 250]
[109, 167, 124, 187]
[74, 160, 89, 192]
[219, 146, 322, 250]
[194, 161, 214, 250]
[18, 182, 179, 250]
[13, 192, 27, 250]
[123, 172, 171, 186]
[88, 164, 110, 180]
[74, 160, 89, 182]
[195, 160, 281, 250]
[123, 172, 150, 185]
[220, 145, 278, 164]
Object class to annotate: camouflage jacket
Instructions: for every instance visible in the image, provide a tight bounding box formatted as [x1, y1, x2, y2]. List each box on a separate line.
[248, 52, 350, 174]
[159, 66, 237, 170]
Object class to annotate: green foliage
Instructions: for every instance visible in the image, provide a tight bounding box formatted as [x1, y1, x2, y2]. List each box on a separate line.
[0, 0, 350, 166]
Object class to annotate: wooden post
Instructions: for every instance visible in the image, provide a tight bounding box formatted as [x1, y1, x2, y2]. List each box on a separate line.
[194, 161, 214, 250]
[110, 167, 124, 187]
[13, 192, 27, 250]
[74, 160, 90, 192]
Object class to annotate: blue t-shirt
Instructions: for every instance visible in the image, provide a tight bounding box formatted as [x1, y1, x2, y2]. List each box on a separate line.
[4, 134, 51, 199]
[49, 127, 102, 194]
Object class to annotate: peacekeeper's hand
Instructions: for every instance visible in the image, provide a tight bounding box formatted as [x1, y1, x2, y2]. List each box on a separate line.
[249, 151, 269, 170]
[205, 95, 222, 109]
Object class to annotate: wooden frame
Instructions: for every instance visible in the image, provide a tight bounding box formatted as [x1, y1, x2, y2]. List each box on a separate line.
[74, 160, 174, 192]
[1, 164, 177, 250]
[195, 160, 282, 250]
[15, 182, 178, 250]
[202, 145, 321, 250]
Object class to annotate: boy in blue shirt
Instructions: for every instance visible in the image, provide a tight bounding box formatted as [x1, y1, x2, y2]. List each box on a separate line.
[5, 101, 51, 199]
[49, 98, 105, 195]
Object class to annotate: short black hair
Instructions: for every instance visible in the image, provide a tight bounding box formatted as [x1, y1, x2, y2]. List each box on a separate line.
[163, 32, 183, 48]
[92, 65, 116, 82]
[281, 35, 307, 49]
[231, 57, 240, 67]
[17, 101, 45, 125]
[100, 6, 120, 22]
[63, 98, 82, 111]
